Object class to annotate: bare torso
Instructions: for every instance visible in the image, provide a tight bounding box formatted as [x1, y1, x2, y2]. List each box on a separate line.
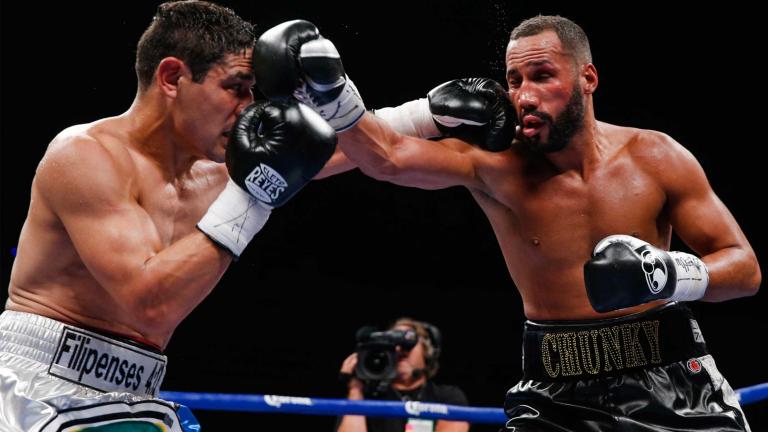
[6, 116, 228, 346]
[471, 121, 668, 320]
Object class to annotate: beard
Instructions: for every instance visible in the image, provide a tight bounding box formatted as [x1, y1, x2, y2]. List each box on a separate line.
[522, 82, 585, 154]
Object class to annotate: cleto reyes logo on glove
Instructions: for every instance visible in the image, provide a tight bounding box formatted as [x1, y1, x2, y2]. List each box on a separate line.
[245, 163, 288, 204]
[640, 247, 668, 294]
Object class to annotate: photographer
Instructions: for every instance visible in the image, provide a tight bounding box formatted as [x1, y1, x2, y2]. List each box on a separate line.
[336, 318, 470, 432]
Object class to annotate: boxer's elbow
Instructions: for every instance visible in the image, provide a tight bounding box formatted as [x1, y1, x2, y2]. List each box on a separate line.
[728, 248, 761, 298]
[352, 147, 406, 182]
[137, 303, 177, 330]
[370, 157, 404, 181]
[126, 302, 170, 331]
[122, 283, 180, 331]
[743, 253, 761, 296]
[340, 120, 414, 182]
[373, 136, 425, 180]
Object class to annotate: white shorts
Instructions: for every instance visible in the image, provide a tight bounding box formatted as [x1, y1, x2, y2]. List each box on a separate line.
[0, 310, 196, 432]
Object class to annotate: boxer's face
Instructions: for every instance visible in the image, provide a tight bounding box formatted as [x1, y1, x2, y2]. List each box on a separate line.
[176, 49, 255, 162]
[506, 31, 585, 153]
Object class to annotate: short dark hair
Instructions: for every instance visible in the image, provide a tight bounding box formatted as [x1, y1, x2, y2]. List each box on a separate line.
[510, 15, 592, 65]
[135, 0, 254, 92]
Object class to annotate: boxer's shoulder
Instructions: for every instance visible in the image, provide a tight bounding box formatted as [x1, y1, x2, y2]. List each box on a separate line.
[590, 122, 690, 177]
[36, 118, 139, 203]
[617, 126, 705, 190]
[603, 123, 683, 162]
[45, 117, 135, 166]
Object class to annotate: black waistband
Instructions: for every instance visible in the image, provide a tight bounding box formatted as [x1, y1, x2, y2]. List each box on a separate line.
[521, 302, 708, 381]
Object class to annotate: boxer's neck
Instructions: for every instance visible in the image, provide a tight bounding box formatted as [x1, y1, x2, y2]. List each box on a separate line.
[122, 90, 204, 178]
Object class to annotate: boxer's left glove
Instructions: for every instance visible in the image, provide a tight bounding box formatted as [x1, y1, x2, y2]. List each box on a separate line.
[584, 235, 709, 313]
[373, 78, 516, 152]
[253, 20, 365, 132]
[198, 100, 336, 257]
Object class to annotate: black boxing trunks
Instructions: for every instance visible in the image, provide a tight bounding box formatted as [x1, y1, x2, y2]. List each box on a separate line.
[503, 302, 751, 431]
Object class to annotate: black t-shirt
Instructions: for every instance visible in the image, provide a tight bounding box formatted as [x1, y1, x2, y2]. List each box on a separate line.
[336, 381, 469, 432]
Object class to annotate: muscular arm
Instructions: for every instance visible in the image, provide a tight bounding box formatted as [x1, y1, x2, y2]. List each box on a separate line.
[314, 146, 356, 179]
[37, 135, 232, 342]
[650, 134, 761, 301]
[340, 112, 487, 191]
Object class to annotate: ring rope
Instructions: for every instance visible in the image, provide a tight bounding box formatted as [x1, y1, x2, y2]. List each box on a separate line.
[160, 381, 768, 423]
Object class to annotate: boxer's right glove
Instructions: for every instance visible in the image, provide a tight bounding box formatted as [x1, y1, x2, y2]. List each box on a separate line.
[198, 100, 336, 257]
[253, 20, 365, 132]
[584, 235, 710, 313]
[374, 78, 516, 152]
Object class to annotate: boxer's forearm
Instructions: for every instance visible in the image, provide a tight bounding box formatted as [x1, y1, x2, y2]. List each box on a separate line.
[700, 245, 761, 302]
[315, 147, 357, 179]
[127, 232, 232, 337]
[339, 113, 406, 180]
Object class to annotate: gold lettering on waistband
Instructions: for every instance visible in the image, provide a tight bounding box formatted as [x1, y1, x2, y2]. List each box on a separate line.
[599, 326, 624, 372]
[541, 333, 560, 378]
[537, 318, 667, 379]
[556, 332, 583, 377]
[577, 330, 601, 375]
[621, 322, 648, 368]
[640, 320, 661, 365]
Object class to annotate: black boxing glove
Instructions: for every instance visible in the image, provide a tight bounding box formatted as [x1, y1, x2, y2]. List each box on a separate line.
[584, 235, 709, 313]
[429, 78, 515, 152]
[253, 20, 365, 132]
[198, 100, 336, 257]
[373, 78, 515, 152]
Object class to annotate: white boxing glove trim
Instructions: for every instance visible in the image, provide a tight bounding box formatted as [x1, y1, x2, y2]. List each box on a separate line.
[298, 38, 346, 91]
[294, 38, 365, 132]
[593, 234, 709, 302]
[299, 37, 340, 59]
[294, 77, 365, 132]
[593, 234, 648, 255]
[373, 98, 441, 139]
[432, 114, 487, 128]
[197, 179, 271, 258]
[668, 251, 709, 302]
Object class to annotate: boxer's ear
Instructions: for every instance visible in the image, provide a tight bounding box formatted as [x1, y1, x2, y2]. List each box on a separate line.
[156, 57, 186, 98]
[580, 63, 598, 95]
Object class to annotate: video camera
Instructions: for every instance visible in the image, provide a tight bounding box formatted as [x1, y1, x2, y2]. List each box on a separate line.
[354, 326, 418, 385]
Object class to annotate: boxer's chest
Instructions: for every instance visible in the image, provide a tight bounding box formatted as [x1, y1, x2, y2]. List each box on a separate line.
[484, 159, 670, 262]
[137, 162, 228, 245]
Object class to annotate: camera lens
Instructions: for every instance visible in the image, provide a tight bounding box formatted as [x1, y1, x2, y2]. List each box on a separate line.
[363, 349, 390, 375]
[356, 345, 398, 382]
[354, 328, 407, 383]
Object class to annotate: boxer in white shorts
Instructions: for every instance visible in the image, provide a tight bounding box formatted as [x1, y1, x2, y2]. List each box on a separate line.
[1, 1, 345, 430]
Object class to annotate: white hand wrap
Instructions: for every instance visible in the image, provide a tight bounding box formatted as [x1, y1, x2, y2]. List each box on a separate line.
[373, 98, 440, 138]
[198, 179, 271, 258]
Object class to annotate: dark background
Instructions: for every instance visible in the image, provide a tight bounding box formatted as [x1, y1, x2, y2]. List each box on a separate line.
[1, 1, 765, 430]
